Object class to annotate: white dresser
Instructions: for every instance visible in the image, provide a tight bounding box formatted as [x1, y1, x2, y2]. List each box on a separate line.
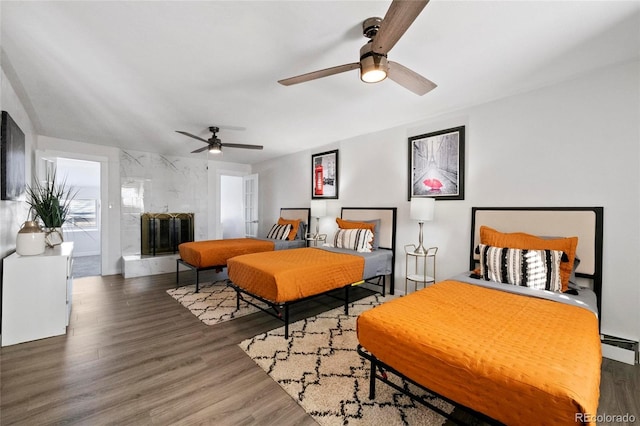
[2, 242, 73, 346]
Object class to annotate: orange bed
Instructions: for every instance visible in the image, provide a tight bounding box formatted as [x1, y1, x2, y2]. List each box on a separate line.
[357, 279, 602, 425]
[227, 246, 392, 338]
[227, 247, 365, 303]
[179, 238, 275, 269]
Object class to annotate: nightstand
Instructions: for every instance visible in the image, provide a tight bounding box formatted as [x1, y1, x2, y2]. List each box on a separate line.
[404, 244, 438, 294]
[305, 233, 327, 247]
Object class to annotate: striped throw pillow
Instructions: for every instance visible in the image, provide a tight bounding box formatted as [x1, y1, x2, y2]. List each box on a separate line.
[266, 223, 292, 240]
[479, 244, 563, 292]
[332, 228, 373, 253]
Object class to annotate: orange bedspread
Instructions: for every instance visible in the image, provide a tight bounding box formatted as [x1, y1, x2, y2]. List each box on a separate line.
[357, 280, 601, 426]
[178, 238, 275, 268]
[227, 247, 364, 303]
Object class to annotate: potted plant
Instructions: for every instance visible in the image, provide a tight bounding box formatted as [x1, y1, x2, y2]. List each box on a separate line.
[25, 167, 77, 247]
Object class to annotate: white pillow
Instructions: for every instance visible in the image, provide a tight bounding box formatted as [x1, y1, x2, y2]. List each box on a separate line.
[266, 223, 292, 240]
[330, 228, 373, 253]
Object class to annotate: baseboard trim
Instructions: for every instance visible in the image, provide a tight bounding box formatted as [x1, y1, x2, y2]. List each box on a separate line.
[601, 335, 639, 365]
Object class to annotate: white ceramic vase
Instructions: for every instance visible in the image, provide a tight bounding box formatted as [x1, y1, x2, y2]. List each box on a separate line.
[16, 221, 46, 256]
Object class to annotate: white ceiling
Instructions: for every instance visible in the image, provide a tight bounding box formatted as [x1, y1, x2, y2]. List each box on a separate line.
[2, 1, 639, 164]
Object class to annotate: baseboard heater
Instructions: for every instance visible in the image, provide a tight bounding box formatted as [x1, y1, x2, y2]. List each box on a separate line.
[601, 334, 639, 365]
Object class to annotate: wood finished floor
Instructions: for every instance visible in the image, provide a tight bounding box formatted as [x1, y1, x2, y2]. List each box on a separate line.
[1, 272, 638, 425]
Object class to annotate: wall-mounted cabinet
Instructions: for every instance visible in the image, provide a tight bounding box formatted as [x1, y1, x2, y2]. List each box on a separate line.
[2, 242, 73, 346]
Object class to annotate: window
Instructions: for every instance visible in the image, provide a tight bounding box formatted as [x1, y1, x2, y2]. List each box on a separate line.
[63, 199, 99, 230]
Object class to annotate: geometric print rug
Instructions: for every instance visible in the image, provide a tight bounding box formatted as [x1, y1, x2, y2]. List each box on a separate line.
[166, 280, 267, 325]
[240, 294, 453, 426]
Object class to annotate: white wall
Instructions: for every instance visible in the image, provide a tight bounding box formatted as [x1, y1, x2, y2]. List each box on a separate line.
[0, 66, 34, 260]
[253, 60, 640, 342]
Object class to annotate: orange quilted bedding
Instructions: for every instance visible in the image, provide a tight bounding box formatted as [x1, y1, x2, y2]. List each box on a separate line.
[357, 280, 601, 426]
[227, 247, 364, 303]
[178, 238, 275, 268]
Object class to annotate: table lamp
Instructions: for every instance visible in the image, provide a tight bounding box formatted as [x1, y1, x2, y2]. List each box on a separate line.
[310, 200, 327, 238]
[410, 197, 435, 254]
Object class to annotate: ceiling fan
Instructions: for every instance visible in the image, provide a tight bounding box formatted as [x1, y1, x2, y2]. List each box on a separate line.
[175, 126, 263, 154]
[278, 0, 436, 96]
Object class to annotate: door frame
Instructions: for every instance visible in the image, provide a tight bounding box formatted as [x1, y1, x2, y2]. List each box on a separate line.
[35, 149, 108, 275]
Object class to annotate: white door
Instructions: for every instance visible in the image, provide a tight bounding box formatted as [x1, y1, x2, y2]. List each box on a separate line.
[243, 174, 259, 237]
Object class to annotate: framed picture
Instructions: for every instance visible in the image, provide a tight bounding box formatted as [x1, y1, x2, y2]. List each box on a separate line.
[1, 111, 26, 201]
[408, 126, 465, 201]
[311, 149, 339, 199]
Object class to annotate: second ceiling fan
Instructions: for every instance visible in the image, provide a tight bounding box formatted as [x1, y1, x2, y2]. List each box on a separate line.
[176, 126, 263, 154]
[278, 0, 436, 96]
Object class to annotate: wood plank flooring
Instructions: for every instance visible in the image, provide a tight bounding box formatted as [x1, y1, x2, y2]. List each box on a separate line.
[1, 272, 638, 425]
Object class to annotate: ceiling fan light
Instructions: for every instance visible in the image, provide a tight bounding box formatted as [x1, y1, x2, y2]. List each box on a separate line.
[359, 44, 388, 83]
[361, 67, 387, 83]
[209, 145, 222, 154]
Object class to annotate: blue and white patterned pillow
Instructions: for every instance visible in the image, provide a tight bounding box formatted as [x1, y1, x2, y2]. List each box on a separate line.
[479, 244, 563, 292]
[266, 223, 292, 240]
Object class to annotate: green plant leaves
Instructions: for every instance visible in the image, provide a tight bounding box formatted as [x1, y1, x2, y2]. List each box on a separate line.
[25, 167, 77, 228]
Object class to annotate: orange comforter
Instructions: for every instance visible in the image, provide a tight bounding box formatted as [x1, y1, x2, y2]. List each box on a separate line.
[227, 247, 364, 303]
[357, 280, 601, 426]
[178, 238, 275, 268]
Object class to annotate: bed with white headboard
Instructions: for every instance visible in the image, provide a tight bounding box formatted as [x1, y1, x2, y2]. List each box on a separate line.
[358, 206, 603, 426]
[227, 207, 397, 338]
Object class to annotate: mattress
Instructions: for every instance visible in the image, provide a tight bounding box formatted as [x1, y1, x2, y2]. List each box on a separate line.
[357, 278, 601, 426]
[227, 247, 366, 303]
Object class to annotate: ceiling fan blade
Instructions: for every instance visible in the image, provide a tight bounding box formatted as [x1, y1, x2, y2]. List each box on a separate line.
[176, 130, 209, 144]
[221, 143, 264, 150]
[372, 0, 429, 54]
[387, 61, 437, 96]
[278, 63, 359, 86]
[191, 146, 210, 154]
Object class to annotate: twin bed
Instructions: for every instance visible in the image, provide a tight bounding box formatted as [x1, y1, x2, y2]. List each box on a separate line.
[176, 207, 310, 292]
[357, 207, 603, 425]
[227, 207, 397, 338]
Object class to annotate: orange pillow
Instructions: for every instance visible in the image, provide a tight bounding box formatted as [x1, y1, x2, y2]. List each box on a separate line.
[277, 217, 300, 241]
[479, 226, 578, 292]
[336, 217, 375, 233]
[336, 218, 375, 247]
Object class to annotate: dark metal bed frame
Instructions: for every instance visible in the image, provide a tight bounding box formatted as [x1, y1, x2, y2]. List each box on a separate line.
[175, 207, 311, 293]
[227, 207, 397, 338]
[358, 206, 604, 425]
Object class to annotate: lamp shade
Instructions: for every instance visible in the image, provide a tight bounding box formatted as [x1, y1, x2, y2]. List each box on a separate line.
[410, 198, 435, 221]
[310, 200, 327, 217]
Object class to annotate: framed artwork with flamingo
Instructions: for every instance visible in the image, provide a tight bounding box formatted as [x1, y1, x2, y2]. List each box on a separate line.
[408, 126, 465, 201]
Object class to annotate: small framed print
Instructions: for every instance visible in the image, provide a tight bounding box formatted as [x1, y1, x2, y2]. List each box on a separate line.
[311, 149, 338, 199]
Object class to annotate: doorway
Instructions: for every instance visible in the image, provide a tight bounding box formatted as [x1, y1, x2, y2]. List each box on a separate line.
[51, 157, 102, 277]
[217, 172, 258, 239]
[220, 175, 243, 238]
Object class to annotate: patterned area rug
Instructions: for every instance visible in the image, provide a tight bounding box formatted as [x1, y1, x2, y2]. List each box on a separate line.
[240, 294, 453, 426]
[167, 280, 266, 325]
